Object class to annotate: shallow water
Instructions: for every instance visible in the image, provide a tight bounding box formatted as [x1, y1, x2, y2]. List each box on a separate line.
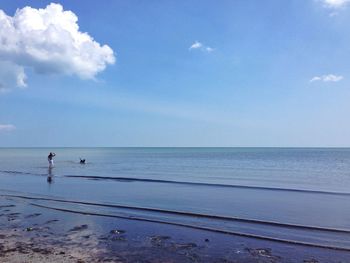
[1, 147, 350, 250]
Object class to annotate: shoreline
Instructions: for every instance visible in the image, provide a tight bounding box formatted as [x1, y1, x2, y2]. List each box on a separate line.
[1, 195, 350, 262]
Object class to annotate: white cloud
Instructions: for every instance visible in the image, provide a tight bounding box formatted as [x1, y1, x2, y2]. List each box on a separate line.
[189, 41, 214, 53]
[0, 124, 16, 132]
[310, 74, 344, 82]
[189, 41, 203, 50]
[321, 0, 350, 8]
[0, 3, 115, 91]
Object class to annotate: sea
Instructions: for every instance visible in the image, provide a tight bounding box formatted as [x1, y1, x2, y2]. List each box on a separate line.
[1, 147, 350, 250]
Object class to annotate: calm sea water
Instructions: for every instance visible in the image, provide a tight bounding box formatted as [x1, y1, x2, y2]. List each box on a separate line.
[1, 147, 350, 250]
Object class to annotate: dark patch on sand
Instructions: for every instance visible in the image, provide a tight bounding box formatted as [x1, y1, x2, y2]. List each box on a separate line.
[0, 241, 53, 256]
[247, 248, 281, 261]
[6, 212, 21, 221]
[25, 227, 34, 232]
[110, 229, 125, 235]
[0, 205, 15, 209]
[150, 235, 171, 246]
[69, 224, 88, 232]
[172, 242, 197, 250]
[100, 229, 127, 242]
[25, 213, 41, 219]
[44, 219, 59, 224]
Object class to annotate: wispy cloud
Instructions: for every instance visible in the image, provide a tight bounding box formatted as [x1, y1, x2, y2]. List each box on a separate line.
[321, 0, 350, 9]
[0, 3, 115, 91]
[0, 124, 16, 132]
[310, 74, 344, 82]
[189, 41, 214, 53]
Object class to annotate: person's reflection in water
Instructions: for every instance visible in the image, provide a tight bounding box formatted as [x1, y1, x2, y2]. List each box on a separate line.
[47, 166, 53, 184]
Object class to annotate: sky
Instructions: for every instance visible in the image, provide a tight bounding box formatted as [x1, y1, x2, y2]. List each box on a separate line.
[0, 0, 350, 147]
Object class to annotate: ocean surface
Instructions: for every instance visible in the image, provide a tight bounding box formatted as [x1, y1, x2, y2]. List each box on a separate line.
[1, 147, 350, 250]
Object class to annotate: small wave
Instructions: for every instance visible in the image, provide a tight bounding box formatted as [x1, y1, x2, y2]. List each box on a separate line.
[29, 202, 350, 252]
[2, 193, 350, 234]
[64, 175, 350, 196]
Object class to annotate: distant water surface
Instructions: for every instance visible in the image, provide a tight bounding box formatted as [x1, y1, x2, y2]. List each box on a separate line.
[1, 148, 350, 250]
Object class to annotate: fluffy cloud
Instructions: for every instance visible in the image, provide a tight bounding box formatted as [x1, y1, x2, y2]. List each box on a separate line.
[0, 124, 16, 132]
[189, 41, 214, 53]
[310, 74, 344, 82]
[321, 0, 350, 8]
[0, 3, 115, 91]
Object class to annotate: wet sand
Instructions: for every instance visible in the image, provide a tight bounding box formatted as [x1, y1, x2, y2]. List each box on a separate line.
[1, 196, 349, 263]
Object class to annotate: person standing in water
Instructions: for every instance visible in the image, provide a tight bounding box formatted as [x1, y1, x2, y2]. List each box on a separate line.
[47, 152, 55, 183]
[48, 152, 56, 168]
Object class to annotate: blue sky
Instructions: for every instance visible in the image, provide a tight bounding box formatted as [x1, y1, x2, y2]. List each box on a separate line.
[0, 0, 350, 147]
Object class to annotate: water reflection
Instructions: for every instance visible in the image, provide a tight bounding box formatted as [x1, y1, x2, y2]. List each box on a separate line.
[47, 167, 53, 184]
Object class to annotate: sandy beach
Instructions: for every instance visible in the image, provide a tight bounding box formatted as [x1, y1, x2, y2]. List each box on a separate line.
[1, 194, 349, 263]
